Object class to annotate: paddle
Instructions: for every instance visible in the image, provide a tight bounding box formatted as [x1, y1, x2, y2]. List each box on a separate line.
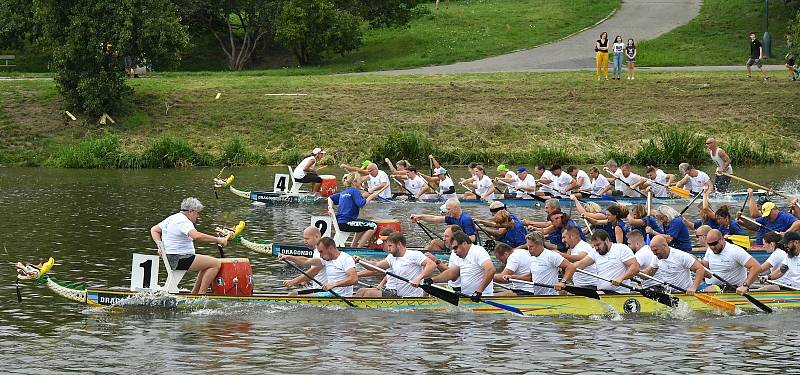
[357, 260, 459, 306]
[703, 267, 772, 313]
[648, 179, 690, 198]
[739, 215, 781, 234]
[391, 177, 417, 201]
[766, 279, 800, 291]
[575, 268, 678, 308]
[282, 258, 356, 308]
[507, 277, 600, 300]
[722, 172, 799, 208]
[637, 272, 736, 314]
[645, 191, 652, 245]
[678, 188, 705, 216]
[582, 217, 594, 236]
[417, 221, 443, 241]
[472, 220, 496, 252]
[495, 179, 545, 203]
[604, 171, 645, 197]
[725, 234, 752, 250]
[213, 166, 227, 199]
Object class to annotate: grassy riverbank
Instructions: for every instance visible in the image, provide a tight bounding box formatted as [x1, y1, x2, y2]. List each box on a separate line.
[0, 70, 796, 167]
[639, 0, 797, 66]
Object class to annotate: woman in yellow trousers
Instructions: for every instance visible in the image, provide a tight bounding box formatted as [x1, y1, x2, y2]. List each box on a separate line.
[595, 32, 609, 80]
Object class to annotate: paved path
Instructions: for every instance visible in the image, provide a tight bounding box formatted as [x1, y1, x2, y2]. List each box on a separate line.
[375, 0, 702, 75]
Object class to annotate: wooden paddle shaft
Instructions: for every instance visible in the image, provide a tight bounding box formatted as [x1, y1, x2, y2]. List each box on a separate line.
[722, 172, 791, 200]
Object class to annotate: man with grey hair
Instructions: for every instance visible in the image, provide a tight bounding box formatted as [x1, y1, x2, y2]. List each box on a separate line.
[522, 198, 560, 230]
[603, 159, 625, 196]
[411, 198, 476, 243]
[647, 205, 692, 252]
[150, 197, 229, 295]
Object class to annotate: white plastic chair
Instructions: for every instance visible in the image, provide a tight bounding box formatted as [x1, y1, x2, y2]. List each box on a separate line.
[159, 250, 187, 293]
[288, 166, 303, 193]
[330, 214, 352, 247]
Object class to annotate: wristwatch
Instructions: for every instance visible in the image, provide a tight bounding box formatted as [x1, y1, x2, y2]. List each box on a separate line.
[434, 259, 442, 265]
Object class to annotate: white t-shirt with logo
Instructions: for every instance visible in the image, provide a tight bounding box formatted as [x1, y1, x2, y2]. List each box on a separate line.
[321, 251, 356, 297]
[570, 241, 598, 287]
[654, 248, 697, 291]
[158, 212, 196, 255]
[530, 249, 565, 295]
[475, 175, 495, 200]
[687, 171, 711, 193]
[367, 170, 392, 200]
[703, 242, 753, 286]
[385, 250, 428, 297]
[514, 174, 537, 199]
[587, 243, 636, 293]
[405, 175, 428, 196]
[779, 256, 800, 289]
[457, 244, 494, 296]
[503, 249, 534, 293]
[649, 169, 669, 198]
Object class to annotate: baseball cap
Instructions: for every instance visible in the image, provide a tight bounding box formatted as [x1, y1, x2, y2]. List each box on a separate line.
[311, 147, 325, 155]
[781, 231, 800, 245]
[497, 164, 509, 172]
[516, 167, 527, 173]
[360, 160, 373, 169]
[761, 202, 776, 217]
[435, 167, 448, 175]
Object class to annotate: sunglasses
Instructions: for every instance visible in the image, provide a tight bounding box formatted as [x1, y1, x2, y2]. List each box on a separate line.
[705, 142, 713, 145]
[707, 240, 720, 246]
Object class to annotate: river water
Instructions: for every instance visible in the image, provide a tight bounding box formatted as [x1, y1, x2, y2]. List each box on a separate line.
[2, 165, 800, 373]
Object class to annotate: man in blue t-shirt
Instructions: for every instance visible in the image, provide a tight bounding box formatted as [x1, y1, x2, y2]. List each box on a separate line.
[742, 196, 800, 244]
[411, 198, 477, 243]
[328, 172, 386, 247]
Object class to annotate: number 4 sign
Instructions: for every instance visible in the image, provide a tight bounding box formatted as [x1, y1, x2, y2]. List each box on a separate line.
[273, 174, 290, 192]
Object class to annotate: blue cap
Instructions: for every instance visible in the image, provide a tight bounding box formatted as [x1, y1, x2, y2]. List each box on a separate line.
[516, 167, 527, 173]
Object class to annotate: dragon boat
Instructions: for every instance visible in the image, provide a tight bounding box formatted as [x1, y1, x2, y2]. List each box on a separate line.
[214, 174, 769, 208]
[14, 257, 800, 316]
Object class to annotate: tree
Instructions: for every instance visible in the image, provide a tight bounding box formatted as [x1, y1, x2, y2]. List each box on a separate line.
[0, 0, 39, 50]
[176, 0, 281, 71]
[336, 0, 425, 29]
[275, 0, 362, 66]
[34, 0, 189, 116]
[790, 9, 800, 48]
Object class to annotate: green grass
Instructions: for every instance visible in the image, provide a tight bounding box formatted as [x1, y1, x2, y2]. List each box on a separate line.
[1, 70, 797, 168]
[640, 1, 798, 66]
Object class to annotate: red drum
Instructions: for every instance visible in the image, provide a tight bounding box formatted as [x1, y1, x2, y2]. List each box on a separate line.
[369, 219, 402, 249]
[319, 175, 338, 197]
[212, 258, 254, 296]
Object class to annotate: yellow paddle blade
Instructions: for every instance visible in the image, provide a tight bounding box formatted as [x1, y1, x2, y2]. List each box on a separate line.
[233, 221, 246, 237]
[694, 293, 736, 314]
[224, 175, 235, 186]
[38, 257, 55, 278]
[726, 235, 751, 250]
[669, 186, 690, 198]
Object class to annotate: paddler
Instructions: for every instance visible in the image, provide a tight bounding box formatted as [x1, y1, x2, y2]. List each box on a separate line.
[755, 232, 790, 291]
[421, 167, 457, 201]
[328, 172, 385, 247]
[292, 147, 325, 193]
[588, 166, 612, 197]
[630, 165, 674, 198]
[392, 166, 429, 200]
[765, 231, 800, 290]
[700, 229, 760, 295]
[740, 188, 800, 244]
[560, 226, 599, 289]
[459, 165, 495, 201]
[532, 164, 556, 197]
[150, 197, 229, 295]
[278, 226, 326, 289]
[495, 164, 517, 196]
[561, 229, 640, 294]
[315, 237, 358, 296]
[522, 198, 561, 230]
[492, 242, 535, 296]
[603, 159, 625, 196]
[423, 231, 495, 301]
[473, 201, 527, 248]
[607, 163, 643, 197]
[549, 164, 575, 196]
[648, 205, 692, 252]
[496, 167, 537, 199]
[512, 232, 576, 296]
[563, 165, 592, 196]
[675, 163, 713, 195]
[705, 137, 733, 193]
[354, 233, 436, 297]
[411, 198, 477, 243]
[646, 235, 706, 294]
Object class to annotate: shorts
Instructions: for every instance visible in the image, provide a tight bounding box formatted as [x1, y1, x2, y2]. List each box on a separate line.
[627, 57, 636, 63]
[381, 289, 399, 298]
[714, 174, 731, 193]
[512, 289, 536, 296]
[788, 58, 796, 66]
[166, 254, 195, 271]
[746, 58, 763, 68]
[295, 173, 322, 184]
[338, 219, 377, 233]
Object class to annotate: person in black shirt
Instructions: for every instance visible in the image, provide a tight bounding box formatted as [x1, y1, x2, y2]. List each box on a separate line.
[595, 32, 609, 81]
[625, 38, 637, 80]
[746, 31, 769, 80]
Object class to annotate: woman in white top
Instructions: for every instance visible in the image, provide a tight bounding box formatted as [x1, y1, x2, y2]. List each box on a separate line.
[292, 147, 326, 193]
[150, 197, 229, 295]
[461, 165, 495, 201]
[611, 35, 626, 80]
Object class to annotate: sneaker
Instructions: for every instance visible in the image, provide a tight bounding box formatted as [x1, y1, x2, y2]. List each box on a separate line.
[764, 76, 769, 81]
[631, 77, 635, 80]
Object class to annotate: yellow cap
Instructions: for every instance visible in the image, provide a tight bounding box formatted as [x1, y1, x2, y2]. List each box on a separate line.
[762, 202, 776, 217]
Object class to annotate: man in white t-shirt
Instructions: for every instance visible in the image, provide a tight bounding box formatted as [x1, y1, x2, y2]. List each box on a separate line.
[492, 242, 535, 295]
[277, 226, 326, 291]
[603, 159, 625, 196]
[766, 232, 800, 289]
[647, 235, 705, 294]
[519, 232, 575, 296]
[150, 197, 229, 295]
[354, 233, 436, 297]
[534, 164, 557, 197]
[317, 237, 358, 296]
[560, 226, 598, 288]
[627, 231, 657, 287]
[564, 229, 640, 293]
[676, 163, 714, 195]
[614, 164, 643, 198]
[425, 231, 495, 300]
[588, 166, 612, 197]
[631, 165, 675, 198]
[495, 164, 517, 196]
[364, 163, 392, 200]
[564, 165, 592, 196]
[550, 164, 575, 196]
[701, 229, 760, 294]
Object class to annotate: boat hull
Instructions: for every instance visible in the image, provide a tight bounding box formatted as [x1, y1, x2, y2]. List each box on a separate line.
[84, 288, 800, 316]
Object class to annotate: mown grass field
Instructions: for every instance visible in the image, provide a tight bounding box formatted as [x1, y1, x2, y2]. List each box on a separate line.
[0, 70, 797, 167]
[640, 0, 798, 66]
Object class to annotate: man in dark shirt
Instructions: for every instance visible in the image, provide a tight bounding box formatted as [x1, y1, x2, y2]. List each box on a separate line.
[747, 31, 769, 80]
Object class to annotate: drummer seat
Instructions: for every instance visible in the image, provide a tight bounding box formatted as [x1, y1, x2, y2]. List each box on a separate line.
[159, 250, 187, 293]
[330, 216, 353, 247]
[288, 166, 303, 194]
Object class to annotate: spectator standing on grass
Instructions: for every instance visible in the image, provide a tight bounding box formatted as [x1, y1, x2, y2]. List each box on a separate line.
[625, 38, 637, 80]
[784, 35, 799, 81]
[746, 31, 769, 80]
[611, 35, 625, 80]
[595, 32, 610, 81]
